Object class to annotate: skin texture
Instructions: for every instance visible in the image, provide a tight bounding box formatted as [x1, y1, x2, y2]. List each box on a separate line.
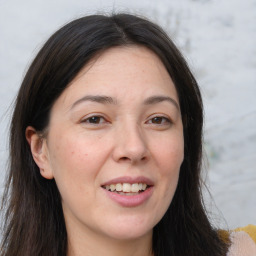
[26, 46, 184, 256]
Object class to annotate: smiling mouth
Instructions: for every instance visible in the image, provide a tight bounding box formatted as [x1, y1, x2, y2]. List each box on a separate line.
[102, 183, 150, 195]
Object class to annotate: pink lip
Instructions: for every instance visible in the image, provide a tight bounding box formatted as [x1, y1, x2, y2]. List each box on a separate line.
[101, 176, 154, 207]
[102, 186, 153, 207]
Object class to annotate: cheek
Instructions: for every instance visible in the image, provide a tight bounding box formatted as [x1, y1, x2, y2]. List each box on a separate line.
[47, 130, 112, 183]
[152, 134, 184, 200]
[154, 135, 184, 174]
[50, 131, 88, 165]
[47, 132, 107, 207]
[50, 138, 87, 172]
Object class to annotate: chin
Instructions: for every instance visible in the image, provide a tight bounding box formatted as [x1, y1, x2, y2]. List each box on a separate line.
[108, 227, 152, 241]
[102, 216, 154, 241]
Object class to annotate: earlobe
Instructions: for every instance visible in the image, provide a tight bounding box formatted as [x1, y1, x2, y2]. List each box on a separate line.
[25, 126, 54, 179]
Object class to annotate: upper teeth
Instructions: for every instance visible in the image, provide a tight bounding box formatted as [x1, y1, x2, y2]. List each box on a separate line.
[104, 183, 147, 193]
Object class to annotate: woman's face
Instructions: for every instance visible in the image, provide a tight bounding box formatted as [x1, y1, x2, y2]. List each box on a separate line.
[38, 46, 184, 242]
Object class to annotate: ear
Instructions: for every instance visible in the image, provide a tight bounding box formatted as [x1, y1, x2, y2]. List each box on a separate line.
[25, 126, 54, 179]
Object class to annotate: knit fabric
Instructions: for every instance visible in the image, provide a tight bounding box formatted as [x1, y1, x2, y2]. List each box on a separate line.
[227, 225, 256, 256]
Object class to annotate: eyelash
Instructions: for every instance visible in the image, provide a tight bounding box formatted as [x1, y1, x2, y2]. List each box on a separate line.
[81, 115, 108, 125]
[146, 116, 172, 126]
[81, 115, 172, 126]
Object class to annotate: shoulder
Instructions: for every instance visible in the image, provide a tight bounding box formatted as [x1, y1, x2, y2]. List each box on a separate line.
[233, 225, 256, 244]
[220, 225, 256, 256]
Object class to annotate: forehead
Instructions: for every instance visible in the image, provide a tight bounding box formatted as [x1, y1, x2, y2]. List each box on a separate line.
[55, 46, 179, 108]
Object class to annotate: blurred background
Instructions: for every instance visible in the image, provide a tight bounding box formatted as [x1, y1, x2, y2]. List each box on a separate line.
[0, 0, 255, 229]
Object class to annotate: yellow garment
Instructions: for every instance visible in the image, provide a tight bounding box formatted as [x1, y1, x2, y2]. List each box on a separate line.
[234, 224, 256, 244]
[219, 225, 256, 256]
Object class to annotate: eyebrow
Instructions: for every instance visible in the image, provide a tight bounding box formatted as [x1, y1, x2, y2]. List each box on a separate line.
[70, 95, 117, 110]
[143, 95, 179, 109]
[70, 94, 179, 110]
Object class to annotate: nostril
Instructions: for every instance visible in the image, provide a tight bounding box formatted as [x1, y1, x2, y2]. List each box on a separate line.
[120, 157, 130, 161]
[141, 156, 147, 161]
[119, 156, 147, 162]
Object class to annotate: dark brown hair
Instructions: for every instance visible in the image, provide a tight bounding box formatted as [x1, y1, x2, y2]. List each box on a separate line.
[1, 13, 228, 256]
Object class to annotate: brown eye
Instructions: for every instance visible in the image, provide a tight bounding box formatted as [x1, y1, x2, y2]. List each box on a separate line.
[82, 115, 107, 124]
[152, 117, 164, 124]
[87, 116, 102, 124]
[149, 116, 171, 125]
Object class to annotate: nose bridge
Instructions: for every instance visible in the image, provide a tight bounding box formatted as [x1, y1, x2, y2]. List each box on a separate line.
[113, 118, 148, 163]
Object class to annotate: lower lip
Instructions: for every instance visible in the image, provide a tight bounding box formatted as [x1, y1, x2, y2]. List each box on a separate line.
[102, 187, 153, 207]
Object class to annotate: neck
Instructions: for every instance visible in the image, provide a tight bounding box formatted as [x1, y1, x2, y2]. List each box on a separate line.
[66, 226, 153, 256]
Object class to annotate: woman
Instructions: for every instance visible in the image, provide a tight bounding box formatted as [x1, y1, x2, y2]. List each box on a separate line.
[0, 13, 254, 256]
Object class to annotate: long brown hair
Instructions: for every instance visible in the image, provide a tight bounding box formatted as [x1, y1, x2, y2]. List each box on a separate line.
[1, 13, 229, 256]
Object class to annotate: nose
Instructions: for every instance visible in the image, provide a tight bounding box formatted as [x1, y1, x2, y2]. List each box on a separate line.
[112, 123, 149, 164]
